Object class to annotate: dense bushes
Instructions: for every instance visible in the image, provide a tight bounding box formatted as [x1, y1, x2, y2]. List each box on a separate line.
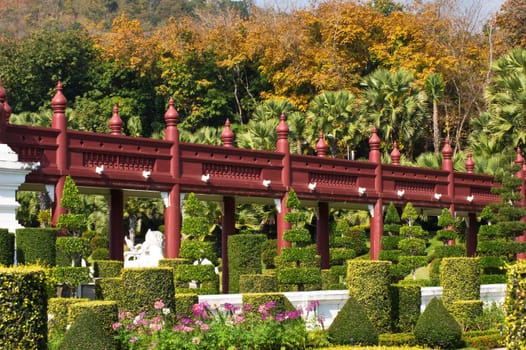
[92, 260, 123, 278]
[505, 260, 526, 349]
[389, 284, 421, 332]
[121, 267, 175, 315]
[59, 301, 118, 350]
[346, 260, 392, 333]
[228, 233, 266, 293]
[328, 294, 379, 345]
[440, 257, 481, 306]
[0, 229, 14, 266]
[414, 297, 462, 349]
[48, 297, 89, 342]
[16, 228, 57, 266]
[0, 266, 48, 349]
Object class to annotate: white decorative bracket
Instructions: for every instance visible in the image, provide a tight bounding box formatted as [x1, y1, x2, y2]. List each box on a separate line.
[161, 192, 170, 208]
[274, 198, 281, 213]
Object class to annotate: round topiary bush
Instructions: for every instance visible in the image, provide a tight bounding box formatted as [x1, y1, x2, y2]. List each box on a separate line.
[328, 294, 379, 346]
[414, 297, 462, 349]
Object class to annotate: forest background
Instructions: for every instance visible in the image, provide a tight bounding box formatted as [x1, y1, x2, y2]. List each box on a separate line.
[0, 0, 525, 236]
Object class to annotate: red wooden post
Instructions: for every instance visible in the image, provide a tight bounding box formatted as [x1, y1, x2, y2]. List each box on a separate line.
[369, 127, 382, 260]
[51, 82, 68, 226]
[109, 189, 124, 260]
[221, 119, 234, 147]
[465, 152, 477, 256]
[164, 98, 181, 258]
[222, 196, 235, 293]
[315, 132, 330, 268]
[109, 105, 123, 135]
[442, 137, 456, 245]
[390, 141, 400, 165]
[276, 113, 291, 254]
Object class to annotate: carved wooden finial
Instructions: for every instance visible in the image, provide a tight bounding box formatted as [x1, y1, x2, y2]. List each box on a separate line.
[51, 81, 67, 113]
[221, 118, 234, 147]
[316, 131, 327, 157]
[390, 141, 400, 165]
[164, 98, 179, 127]
[465, 152, 475, 173]
[109, 105, 123, 135]
[368, 126, 380, 151]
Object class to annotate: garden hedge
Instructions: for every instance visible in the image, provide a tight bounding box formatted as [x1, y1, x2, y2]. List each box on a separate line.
[50, 266, 90, 297]
[0, 266, 47, 349]
[414, 297, 462, 349]
[242, 293, 295, 316]
[449, 299, 483, 331]
[346, 260, 392, 333]
[121, 267, 175, 314]
[440, 257, 480, 307]
[16, 228, 56, 266]
[228, 233, 266, 293]
[93, 260, 123, 278]
[261, 238, 277, 269]
[95, 277, 123, 303]
[0, 229, 14, 266]
[59, 300, 118, 350]
[389, 284, 421, 332]
[505, 260, 526, 349]
[239, 273, 277, 293]
[48, 297, 89, 342]
[159, 257, 191, 290]
[55, 236, 91, 267]
[328, 294, 379, 346]
[174, 293, 198, 318]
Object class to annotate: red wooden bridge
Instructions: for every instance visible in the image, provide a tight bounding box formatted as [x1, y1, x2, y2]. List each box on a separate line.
[1, 83, 519, 292]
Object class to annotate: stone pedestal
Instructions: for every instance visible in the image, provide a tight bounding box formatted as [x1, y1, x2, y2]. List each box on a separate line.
[0, 144, 38, 233]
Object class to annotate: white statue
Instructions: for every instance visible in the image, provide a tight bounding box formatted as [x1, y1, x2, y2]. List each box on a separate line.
[124, 229, 164, 268]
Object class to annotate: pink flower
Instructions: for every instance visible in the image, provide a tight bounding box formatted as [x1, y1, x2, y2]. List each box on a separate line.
[129, 336, 138, 343]
[150, 322, 162, 331]
[112, 322, 122, 331]
[154, 300, 165, 309]
[199, 323, 210, 332]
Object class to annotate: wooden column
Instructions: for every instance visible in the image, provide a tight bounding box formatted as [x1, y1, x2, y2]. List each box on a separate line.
[276, 113, 291, 254]
[51, 82, 68, 226]
[109, 189, 124, 260]
[369, 127, 382, 260]
[466, 212, 478, 257]
[222, 196, 235, 293]
[164, 98, 181, 258]
[317, 201, 330, 269]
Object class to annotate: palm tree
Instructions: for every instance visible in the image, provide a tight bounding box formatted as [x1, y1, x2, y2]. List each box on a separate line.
[482, 48, 526, 150]
[306, 90, 368, 158]
[425, 73, 445, 155]
[360, 69, 428, 159]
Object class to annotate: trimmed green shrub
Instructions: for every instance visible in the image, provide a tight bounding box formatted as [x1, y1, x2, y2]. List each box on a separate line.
[440, 257, 480, 307]
[159, 258, 191, 290]
[433, 244, 466, 258]
[95, 277, 123, 303]
[55, 236, 91, 267]
[379, 249, 402, 262]
[390, 284, 421, 332]
[0, 229, 14, 266]
[261, 238, 277, 269]
[481, 273, 506, 284]
[381, 235, 402, 250]
[174, 293, 198, 318]
[90, 247, 110, 260]
[50, 267, 90, 297]
[414, 297, 462, 349]
[179, 240, 216, 262]
[241, 293, 295, 315]
[239, 273, 277, 293]
[329, 247, 355, 265]
[48, 297, 89, 342]
[56, 176, 87, 237]
[0, 266, 48, 349]
[379, 332, 417, 346]
[462, 329, 504, 349]
[228, 233, 266, 293]
[480, 255, 506, 274]
[16, 228, 57, 266]
[328, 294, 379, 345]
[346, 260, 392, 333]
[449, 299, 483, 331]
[121, 267, 175, 315]
[59, 301, 118, 350]
[322, 268, 345, 290]
[505, 260, 526, 349]
[93, 260, 123, 278]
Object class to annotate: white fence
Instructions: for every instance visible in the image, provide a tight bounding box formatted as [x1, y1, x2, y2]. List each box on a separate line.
[199, 284, 507, 328]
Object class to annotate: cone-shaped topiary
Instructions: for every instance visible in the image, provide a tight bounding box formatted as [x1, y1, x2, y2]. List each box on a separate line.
[414, 297, 462, 349]
[328, 294, 378, 346]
